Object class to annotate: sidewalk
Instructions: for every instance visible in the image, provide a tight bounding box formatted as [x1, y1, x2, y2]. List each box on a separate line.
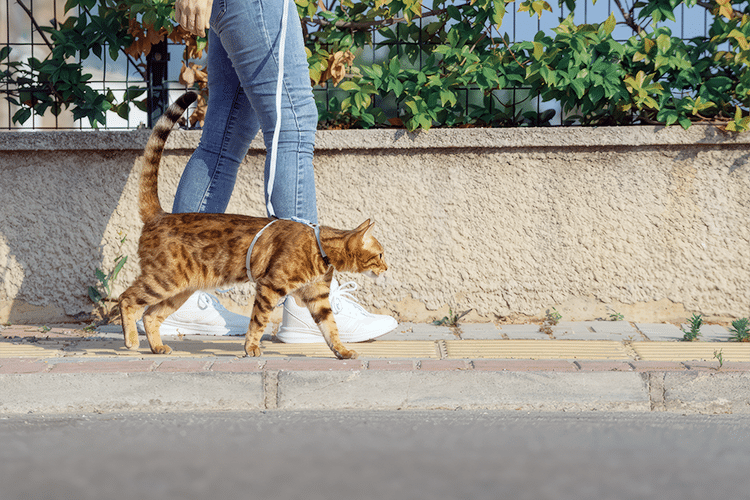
[2, 321, 750, 415]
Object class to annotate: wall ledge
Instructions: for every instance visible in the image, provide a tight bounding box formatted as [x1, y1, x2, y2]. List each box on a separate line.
[1, 124, 748, 152]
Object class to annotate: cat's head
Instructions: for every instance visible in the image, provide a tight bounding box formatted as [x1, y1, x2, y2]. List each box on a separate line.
[348, 219, 388, 277]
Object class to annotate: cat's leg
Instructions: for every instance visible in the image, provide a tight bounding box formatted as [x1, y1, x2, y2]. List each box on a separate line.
[298, 278, 358, 360]
[119, 286, 144, 350]
[244, 283, 282, 357]
[141, 290, 193, 355]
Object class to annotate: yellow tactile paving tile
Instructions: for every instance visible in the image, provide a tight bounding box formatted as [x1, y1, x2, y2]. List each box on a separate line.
[64, 339, 239, 358]
[632, 342, 750, 362]
[0, 342, 61, 358]
[444, 339, 631, 360]
[62, 339, 440, 359]
[259, 340, 440, 359]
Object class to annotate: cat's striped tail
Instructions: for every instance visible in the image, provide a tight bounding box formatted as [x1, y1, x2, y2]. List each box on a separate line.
[139, 91, 198, 224]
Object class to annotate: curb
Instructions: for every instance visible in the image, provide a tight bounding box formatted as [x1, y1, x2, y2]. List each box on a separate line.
[3, 322, 750, 416]
[2, 357, 750, 415]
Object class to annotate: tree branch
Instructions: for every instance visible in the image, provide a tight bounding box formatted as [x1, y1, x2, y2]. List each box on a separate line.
[612, 0, 645, 35]
[16, 0, 55, 52]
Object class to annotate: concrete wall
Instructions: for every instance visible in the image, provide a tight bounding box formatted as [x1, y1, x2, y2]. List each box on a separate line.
[1, 126, 749, 325]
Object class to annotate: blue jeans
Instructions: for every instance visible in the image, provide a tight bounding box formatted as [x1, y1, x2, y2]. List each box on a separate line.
[172, 0, 318, 224]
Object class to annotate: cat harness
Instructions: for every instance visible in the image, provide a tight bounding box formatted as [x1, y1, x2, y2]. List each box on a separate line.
[246, 219, 330, 282]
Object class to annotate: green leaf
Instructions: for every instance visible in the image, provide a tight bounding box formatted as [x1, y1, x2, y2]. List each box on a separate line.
[599, 13, 616, 37]
[95, 268, 106, 282]
[440, 89, 457, 107]
[88, 286, 103, 304]
[589, 86, 605, 103]
[339, 81, 360, 92]
[571, 79, 586, 98]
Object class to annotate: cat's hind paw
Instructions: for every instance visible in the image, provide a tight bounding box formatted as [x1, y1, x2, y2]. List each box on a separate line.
[335, 348, 358, 360]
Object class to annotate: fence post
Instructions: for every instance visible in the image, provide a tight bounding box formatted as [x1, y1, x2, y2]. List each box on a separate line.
[146, 40, 170, 129]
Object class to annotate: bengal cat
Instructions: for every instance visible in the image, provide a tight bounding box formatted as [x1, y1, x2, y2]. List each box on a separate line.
[118, 91, 388, 359]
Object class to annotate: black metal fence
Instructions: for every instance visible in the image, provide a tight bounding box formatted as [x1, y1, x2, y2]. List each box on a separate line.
[1, 0, 713, 129]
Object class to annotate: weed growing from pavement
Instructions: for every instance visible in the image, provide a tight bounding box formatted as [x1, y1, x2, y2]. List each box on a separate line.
[608, 311, 625, 321]
[88, 232, 128, 322]
[433, 308, 470, 327]
[681, 313, 703, 341]
[545, 308, 562, 325]
[729, 318, 750, 342]
[713, 349, 724, 369]
[540, 308, 562, 336]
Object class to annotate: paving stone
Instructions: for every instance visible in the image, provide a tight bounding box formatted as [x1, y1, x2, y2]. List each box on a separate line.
[499, 324, 550, 340]
[367, 360, 416, 371]
[0, 359, 50, 374]
[553, 321, 639, 341]
[210, 358, 264, 372]
[48, 359, 156, 373]
[698, 324, 732, 342]
[471, 359, 578, 372]
[263, 358, 364, 371]
[155, 359, 212, 372]
[419, 359, 472, 371]
[458, 323, 502, 340]
[574, 360, 634, 372]
[636, 323, 684, 341]
[378, 322, 457, 341]
[630, 360, 687, 371]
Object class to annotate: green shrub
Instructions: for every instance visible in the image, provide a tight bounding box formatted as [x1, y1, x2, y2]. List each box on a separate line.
[2, 0, 749, 131]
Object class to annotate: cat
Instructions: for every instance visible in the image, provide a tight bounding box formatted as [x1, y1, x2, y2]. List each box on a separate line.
[118, 91, 388, 360]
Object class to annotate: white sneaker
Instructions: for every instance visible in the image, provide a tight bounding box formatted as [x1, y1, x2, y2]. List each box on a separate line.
[136, 291, 250, 336]
[276, 279, 397, 343]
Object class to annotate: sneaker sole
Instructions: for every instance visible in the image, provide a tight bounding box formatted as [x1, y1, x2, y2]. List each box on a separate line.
[136, 321, 246, 337]
[276, 324, 397, 344]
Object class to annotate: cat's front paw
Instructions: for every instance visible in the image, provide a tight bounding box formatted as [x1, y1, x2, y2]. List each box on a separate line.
[124, 339, 140, 350]
[151, 344, 172, 355]
[244, 342, 261, 357]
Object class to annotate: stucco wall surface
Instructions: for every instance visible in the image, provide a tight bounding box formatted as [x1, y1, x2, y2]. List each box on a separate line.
[1, 126, 749, 324]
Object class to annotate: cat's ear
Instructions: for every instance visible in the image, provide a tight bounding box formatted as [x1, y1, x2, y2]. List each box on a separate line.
[354, 219, 371, 232]
[360, 221, 375, 241]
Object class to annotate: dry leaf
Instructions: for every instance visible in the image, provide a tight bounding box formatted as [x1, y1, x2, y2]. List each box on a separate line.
[320, 50, 355, 85]
[189, 92, 208, 127]
[179, 61, 195, 86]
[125, 20, 165, 59]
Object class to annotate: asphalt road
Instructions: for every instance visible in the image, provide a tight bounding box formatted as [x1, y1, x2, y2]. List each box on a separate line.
[1, 410, 748, 500]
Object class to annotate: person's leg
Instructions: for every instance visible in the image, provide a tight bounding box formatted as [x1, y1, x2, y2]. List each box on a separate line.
[210, 0, 318, 223]
[172, 29, 259, 214]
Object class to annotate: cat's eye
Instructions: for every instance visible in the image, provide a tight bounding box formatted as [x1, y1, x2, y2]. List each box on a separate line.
[379, 253, 383, 259]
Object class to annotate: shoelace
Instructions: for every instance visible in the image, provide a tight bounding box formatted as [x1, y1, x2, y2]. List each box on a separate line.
[197, 292, 226, 311]
[330, 281, 368, 316]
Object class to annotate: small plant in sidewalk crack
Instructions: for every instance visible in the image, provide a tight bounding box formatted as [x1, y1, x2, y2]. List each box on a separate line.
[713, 349, 724, 369]
[539, 307, 562, 335]
[681, 313, 703, 341]
[433, 308, 471, 327]
[88, 233, 129, 324]
[608, 311, 624, 321]
[545, 308, 562, 325]
[729, 318, 750, 342]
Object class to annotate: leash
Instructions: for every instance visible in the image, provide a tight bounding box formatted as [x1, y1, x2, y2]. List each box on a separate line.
[266, 0, 291, 219]
[247, 1, 330, 282]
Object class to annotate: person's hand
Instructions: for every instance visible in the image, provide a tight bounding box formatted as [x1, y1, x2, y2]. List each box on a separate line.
[175, 0, 214, 37]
